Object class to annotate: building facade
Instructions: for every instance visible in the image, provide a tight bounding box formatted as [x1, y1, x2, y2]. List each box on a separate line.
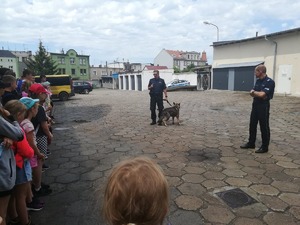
[154, 49, 207, 71]
[118, 66, 173, 91]
[50, 49, 90, 80]
[11, 50, 33, 77]
[0, 50, 19, 77]
[211, 27, 300, 96]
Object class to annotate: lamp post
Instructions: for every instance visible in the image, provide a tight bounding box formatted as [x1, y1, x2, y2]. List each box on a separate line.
[203, 21, 219, 41]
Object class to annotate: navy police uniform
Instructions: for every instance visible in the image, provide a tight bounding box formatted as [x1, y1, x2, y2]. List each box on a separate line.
[248, 76, 275, 149]
[148, 77, 166, 123]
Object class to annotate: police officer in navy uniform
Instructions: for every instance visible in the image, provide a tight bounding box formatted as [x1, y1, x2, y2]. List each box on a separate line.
[241, 64, 275, 153]
[148, 70, 167, 125]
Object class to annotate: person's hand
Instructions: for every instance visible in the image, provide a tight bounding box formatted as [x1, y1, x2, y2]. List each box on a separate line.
[149, 84, 154, 89]
[2, 138, 13, 148]
[250, 90, 255, 97]
[37, 152, 46, 160]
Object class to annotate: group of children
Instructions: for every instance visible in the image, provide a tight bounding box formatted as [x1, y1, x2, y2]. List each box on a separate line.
[1, 69, 171, 225]
[0, 69, 54, 225]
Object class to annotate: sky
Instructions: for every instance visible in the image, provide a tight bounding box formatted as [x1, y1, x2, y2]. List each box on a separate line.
[1, 0, 300, 66]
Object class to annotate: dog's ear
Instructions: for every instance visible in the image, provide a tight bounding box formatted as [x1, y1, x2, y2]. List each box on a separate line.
[178, 103, 180, 106]
[173, 102, 175, 105]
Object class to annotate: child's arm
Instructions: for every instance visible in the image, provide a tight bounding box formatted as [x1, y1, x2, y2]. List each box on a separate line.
[26, 130, 45, 160]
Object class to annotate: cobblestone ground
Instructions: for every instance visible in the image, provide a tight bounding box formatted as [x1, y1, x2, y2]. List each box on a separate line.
[31, 88, 300, 225]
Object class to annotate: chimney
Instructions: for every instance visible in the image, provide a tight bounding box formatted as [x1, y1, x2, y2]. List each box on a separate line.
[201, 51, 207, 62]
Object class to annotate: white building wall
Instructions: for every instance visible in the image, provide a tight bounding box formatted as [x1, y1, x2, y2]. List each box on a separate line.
[0, 57, 19, 76]
[154, 49, 173, 68]
[119, 69, 173, 91]
[212, 33, 300, 96]
[172, 72, 198, 85]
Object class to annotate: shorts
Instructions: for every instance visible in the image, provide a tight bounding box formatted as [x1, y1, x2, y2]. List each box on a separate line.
[36, 135, 47, 155]
[15, 160, 32, 185]
[30, 155, 38, 168]
[0, 189, 13, 197]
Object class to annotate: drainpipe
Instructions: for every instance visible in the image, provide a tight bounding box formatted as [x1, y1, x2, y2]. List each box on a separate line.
[264, 35, 278, 81]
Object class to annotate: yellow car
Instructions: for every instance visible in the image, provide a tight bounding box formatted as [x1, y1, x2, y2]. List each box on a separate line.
[35, 75, 75, 101]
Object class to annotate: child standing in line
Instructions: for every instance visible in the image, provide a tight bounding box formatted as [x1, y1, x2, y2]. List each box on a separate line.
[0, 90, 24, 225]
[21, 69, 35, 98]
[28, 84, 53, 197]
[103, 157, 169, 225]
[4, 100, 35, 225]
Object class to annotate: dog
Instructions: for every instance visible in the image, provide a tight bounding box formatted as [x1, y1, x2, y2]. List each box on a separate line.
[158, 102, 180, 126]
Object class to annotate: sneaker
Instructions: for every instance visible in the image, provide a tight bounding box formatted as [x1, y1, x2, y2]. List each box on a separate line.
[7, 217, 20, 225]
[32, 196, 45, 206]
[33, 187, 52, 197]
[42, 164, 50, 170]
[27, 201, 44, 211]
[41, 182, 50, 189]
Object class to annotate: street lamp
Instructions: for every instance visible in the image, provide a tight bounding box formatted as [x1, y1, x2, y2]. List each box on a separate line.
[203, 21, 219, 41]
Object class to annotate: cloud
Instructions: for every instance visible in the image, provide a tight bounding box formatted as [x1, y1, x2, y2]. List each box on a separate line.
[0, 0, 299, 64]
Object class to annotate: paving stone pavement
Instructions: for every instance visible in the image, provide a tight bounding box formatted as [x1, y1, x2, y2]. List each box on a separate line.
[31, 88, 300, 225]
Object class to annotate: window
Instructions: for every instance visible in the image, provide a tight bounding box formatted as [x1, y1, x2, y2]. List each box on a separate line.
[93, 71, 97, 75]
[80, 69, 87, 76]
[71, 69, 76, 75]
[59, 57, 65, 64]
[9, 66, 13, 69]
[58, 68, 66, 74]
[70, 58, 75, 64]
[79, 58, 86, 65]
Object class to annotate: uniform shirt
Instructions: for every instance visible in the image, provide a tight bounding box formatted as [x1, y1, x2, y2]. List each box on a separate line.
[253, 75, 275, 103]
[148, 78, 166, 95]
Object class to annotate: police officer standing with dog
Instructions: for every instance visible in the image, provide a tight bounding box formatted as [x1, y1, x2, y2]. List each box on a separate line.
[240, 64, 275, 153]
[148, 70, 167, 125]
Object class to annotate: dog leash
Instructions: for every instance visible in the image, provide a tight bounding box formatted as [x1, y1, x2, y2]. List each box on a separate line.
[163, 99, 173, 106]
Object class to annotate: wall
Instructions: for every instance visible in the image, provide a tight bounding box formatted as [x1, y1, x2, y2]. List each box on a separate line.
[119, 69, 173, 91]
[172, 72, 198, 85]
[212, 32, 300, 96]
[154, 50, 173, 68]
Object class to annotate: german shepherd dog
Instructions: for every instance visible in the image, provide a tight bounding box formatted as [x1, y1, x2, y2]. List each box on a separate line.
[158, 102, 180, 126]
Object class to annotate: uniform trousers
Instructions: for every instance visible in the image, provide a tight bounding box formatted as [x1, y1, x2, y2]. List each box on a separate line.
[248, 101, 270, 148]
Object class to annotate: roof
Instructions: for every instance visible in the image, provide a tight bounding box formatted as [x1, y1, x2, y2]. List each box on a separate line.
[144, 66, 168, 70]
[165, 50, 200, 59]
[0, 50, 17, 58]
[213, 27, 300, 47]
[214, 61, 264, 69]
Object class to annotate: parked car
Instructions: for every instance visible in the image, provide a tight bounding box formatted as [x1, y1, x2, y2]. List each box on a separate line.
[167, 79, 190, 88]
[73, 81, 93, 94]
[35, 75, 75, 101]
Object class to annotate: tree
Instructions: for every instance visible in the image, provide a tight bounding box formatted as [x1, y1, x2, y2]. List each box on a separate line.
[182, 63, 195, 72]
[173, 66, 180, 73]
[25, 41, 58, 75]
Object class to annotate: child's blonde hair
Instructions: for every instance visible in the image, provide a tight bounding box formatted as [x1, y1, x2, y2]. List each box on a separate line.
[103, 157, 169, 225]
[4, 100, 26, 119]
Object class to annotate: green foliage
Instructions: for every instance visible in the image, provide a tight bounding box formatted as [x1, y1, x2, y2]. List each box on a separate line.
[182, 63, 195, 72]
[173, 66, 180, 73]
[25, 41, 58, 75]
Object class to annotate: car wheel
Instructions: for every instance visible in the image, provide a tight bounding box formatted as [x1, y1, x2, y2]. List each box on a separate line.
[59, 91, 69, 101]
[83, 89, 89, 94]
